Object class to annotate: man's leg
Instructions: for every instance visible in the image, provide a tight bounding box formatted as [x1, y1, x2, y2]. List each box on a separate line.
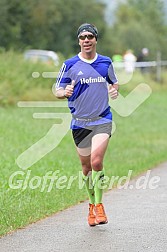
[76, 150, 96, 226]
[77, 151, 95, 204]
[91, 133, 110, 224]
[73, 127, 111, 225]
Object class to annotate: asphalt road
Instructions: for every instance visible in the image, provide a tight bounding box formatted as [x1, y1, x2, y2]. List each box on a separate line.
[0, 162, 167, 252]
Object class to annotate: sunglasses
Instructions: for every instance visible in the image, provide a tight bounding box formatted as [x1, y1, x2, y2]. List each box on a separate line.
[78, 34, 95, 40]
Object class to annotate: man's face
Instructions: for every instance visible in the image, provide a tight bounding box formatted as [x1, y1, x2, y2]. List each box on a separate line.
[78, 32, 96, 53]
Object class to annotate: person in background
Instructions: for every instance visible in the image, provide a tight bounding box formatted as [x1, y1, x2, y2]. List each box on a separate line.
[54, 23, 119, 227]
[137, 48, 149, 73]
[123, 49, 137, 73]
[112, 52, 123, 70]
[112, 53, 123, 63]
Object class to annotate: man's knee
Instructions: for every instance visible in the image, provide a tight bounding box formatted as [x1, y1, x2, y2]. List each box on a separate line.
[91, 157, 103, 171]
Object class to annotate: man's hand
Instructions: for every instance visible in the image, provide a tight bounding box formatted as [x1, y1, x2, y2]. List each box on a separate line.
[64, 80, 75, 97]
[109, 86, 118, 100]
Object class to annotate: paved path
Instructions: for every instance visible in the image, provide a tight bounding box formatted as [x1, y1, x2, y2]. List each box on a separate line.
[0, 162, 167, 252]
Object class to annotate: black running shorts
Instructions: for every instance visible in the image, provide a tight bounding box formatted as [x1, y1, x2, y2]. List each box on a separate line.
[72, 123, 112, 148]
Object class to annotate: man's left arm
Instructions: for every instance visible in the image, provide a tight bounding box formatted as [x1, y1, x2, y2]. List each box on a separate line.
[107, 61, 119, 99]
[108, 83, 119, 99]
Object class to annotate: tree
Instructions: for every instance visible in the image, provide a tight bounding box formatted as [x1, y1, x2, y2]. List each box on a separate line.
[109, 0, 167, 59]
[0, 0, 108, 56]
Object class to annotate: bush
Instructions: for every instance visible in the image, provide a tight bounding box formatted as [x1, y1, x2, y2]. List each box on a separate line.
[0, 51, 62, 106]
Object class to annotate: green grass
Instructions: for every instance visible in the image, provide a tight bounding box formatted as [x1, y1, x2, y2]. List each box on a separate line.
[0, 53, 167, 236]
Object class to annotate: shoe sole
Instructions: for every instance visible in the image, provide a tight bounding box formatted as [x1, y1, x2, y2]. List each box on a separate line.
[95, 220, 108, 225]
[89, 223, 97, 227]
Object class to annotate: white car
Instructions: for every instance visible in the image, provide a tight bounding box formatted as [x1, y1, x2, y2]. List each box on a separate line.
[24, 49, 59, 66]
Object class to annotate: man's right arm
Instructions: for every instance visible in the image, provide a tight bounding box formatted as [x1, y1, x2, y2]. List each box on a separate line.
[53, 62, 74, 99]
[54, 80, 75, 99]
[53, 62, 67, 99]
[55, 88, 67, 99]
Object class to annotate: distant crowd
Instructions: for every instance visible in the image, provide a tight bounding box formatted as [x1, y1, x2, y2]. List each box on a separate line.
[112, 48, 149, 73]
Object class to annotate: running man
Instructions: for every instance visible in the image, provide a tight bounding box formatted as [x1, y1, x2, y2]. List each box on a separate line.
[54, 23, 119, 226]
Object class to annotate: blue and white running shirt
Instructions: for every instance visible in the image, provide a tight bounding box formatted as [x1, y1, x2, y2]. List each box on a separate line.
[55, 53, 118, 129]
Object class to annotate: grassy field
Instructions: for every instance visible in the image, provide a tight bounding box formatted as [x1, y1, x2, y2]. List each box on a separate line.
[0, 52, 167, 236]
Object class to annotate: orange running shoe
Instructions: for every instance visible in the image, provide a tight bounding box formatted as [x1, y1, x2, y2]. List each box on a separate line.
[95, 203, 108, 225]
[88, 204, 96, 226]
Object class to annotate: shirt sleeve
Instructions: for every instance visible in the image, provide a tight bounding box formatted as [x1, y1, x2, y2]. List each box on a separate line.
[107, 61, 118, 84]
[55, 63, 71, 90]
